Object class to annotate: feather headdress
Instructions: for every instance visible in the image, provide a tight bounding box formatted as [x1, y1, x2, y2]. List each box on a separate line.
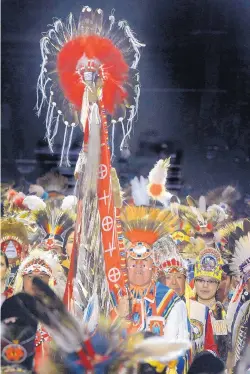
[13, 249, 66, 298]
[121, 206, 178, 260]
[173, 195, 230, 241]
[29, 197, 77, 251]
[214, 219, 244, 256]
[0, 218, 29, 264]
[226, 219, 250, 282]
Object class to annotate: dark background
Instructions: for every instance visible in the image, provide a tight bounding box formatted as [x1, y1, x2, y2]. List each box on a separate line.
[2, 0, 250, 200]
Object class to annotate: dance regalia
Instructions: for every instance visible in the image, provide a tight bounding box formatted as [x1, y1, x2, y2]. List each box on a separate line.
[1, 294, 38, 373]
[194, 247, 229, 362]
[111, 281, 182, 336]
[116, 206, 190, 373]
[161, 256, 217, 362]
[224, 219, 250, 371]
[189, 299, 218, 356]
[35, 5, 145, 312]
[12, 249, 66, 371]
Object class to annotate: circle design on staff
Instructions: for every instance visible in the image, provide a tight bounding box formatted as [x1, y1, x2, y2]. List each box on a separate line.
[108, 267, 121, 283]
[98, 164, 108, 179]
[102, 216, 113, 232]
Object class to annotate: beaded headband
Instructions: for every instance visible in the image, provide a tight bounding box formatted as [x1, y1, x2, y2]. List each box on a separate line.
[21, 259, 52, 277]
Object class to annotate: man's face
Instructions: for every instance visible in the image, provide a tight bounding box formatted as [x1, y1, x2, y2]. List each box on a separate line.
[0, 255, 8, 281]
[127, 257, 154, 287]
[164, 270, 186, 296]
[65, 231, 75, 258]
[23, 273, 50, 296]
[195, 276, 219, 300]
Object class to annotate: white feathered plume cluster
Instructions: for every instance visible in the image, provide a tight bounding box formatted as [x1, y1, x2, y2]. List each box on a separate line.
[147, 158, 171, 199]
[23, 195, 46, 211]
[23, 195, 77, 212]
[130, 176, 150, 206]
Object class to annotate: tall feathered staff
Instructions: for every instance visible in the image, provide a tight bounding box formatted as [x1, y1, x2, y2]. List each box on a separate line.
[36, 6, 144, 312]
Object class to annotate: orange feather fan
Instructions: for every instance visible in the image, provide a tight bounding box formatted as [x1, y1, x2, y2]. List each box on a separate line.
[57, 35, 129, 114]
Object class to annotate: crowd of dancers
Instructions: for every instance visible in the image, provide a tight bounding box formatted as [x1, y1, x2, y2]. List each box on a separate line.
[1, 4, 250, 374]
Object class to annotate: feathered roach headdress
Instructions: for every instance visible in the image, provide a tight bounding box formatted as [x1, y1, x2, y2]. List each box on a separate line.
[121, 206, 178, 261]
[27, 197, 77, 252]
[225, 219, 250, 283]
[36, 5, 145, 165]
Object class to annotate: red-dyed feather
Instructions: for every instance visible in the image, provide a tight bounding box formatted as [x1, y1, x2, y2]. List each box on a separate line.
[57, 35, 129, 114]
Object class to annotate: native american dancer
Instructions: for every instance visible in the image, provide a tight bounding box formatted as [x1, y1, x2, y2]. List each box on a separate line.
[109, 206, 190, 374]
[24, 196, 77, 274]
[0, 217, 29, 284]
[160, 254, 217, 358]
[193, 247, 229, 362]
[223, 219, 250, 372]
[0, 189, 47, 270]
[214, 221, 243, 310]
[10, 249, 66, 372]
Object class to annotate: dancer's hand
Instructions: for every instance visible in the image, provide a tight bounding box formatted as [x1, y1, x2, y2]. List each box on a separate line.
[117, 295, 130, 318]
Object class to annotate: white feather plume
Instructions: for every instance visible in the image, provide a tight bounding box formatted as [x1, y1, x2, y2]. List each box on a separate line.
[198, 196, 207, 213]
[130, 176, 150, 206]
[61, 195, 77, 211]
[23, 195, 46, 211]
[148, 158, 171, 185]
